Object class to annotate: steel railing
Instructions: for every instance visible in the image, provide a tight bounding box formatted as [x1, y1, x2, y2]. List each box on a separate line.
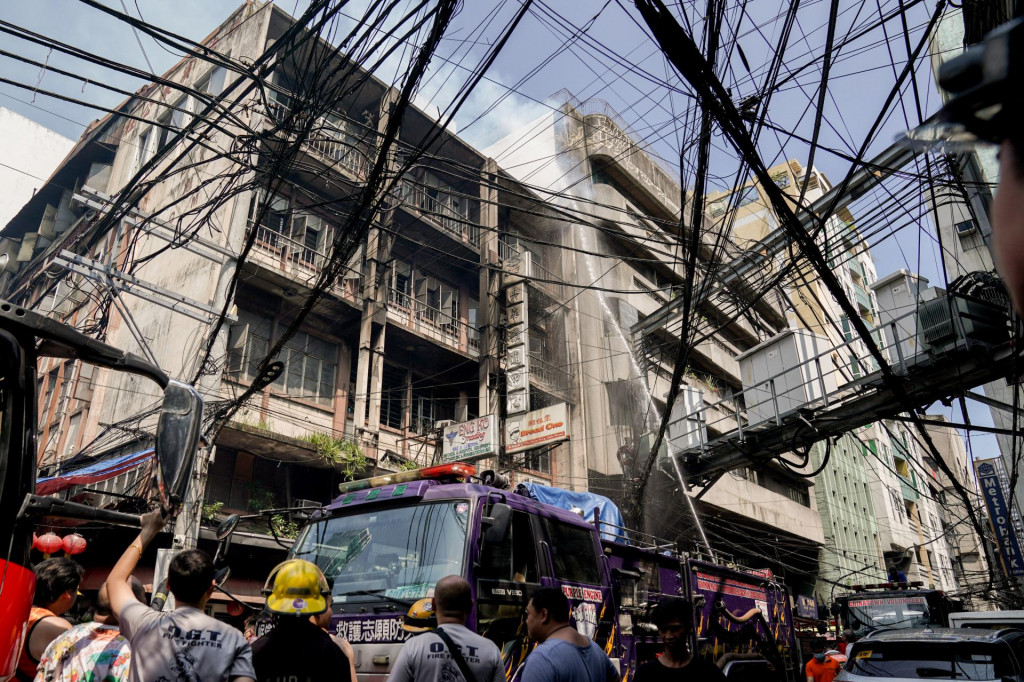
[398, 181, 480, 246]
[251, 221, 360, 302]
[261, 99, 372, 181]
[385, 286, 480, 354]
[664, 298, 997, 457]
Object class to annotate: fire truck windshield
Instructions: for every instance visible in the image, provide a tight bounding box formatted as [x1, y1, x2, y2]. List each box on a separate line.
[292, 500, 470, 602]
[846, 595, 931, 635]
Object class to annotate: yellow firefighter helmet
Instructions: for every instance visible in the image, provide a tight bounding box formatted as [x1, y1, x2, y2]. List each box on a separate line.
[263, 559, 329, 616]
[402, 598, 437, 632]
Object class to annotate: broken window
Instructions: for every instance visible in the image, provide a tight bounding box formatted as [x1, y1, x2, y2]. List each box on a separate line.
[388, 260, 412, 308]
[415, 274, 459, 330]
[249, 190, 290, 248]
[290, 212, 333, 268]
[226, 310, 272, 380]
[133, 129, 152, 172]
[156, 96, 188, 150]
[274, 331, 338, 407]
[197, 65, 227, 98]
[380, 363, 405, 430]
[409, 383, 455, 436]
[468, 297, 480, 349]
[228, 310, 338, 407]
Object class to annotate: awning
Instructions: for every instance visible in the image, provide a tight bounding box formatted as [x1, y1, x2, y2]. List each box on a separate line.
[36, 448, 154, 496]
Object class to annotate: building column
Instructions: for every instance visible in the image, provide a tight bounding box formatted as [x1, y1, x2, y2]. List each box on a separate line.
[479, 159, 500, 419]
[333, 341, 351, 437]
[353, 90, 399, 463]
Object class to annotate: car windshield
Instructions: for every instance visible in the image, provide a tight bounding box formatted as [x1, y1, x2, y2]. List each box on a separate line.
[846, 596, 932, 635]
[847, 642, 1013, 680]
[291, 500, 470, 601]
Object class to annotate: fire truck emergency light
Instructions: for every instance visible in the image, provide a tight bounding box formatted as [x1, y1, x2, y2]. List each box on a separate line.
[337, 463, 477, 494]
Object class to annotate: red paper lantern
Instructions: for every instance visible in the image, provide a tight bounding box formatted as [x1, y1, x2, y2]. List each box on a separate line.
[32, 533, 39, 551]
[62, 534, 87, 556]
[36, 532, 63, 556]
[226, 601, 245, 617]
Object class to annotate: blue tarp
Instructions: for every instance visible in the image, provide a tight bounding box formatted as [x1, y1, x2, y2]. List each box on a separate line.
[515, 482, 627, 542]
[36, 448, 154, 495]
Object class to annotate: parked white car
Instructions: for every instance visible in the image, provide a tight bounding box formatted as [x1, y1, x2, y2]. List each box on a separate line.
[836, 628, 1024, 681]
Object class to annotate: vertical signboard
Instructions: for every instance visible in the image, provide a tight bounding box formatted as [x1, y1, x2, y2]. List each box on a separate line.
[975, 460, 1024, 577]
[502, 256, 531, 417]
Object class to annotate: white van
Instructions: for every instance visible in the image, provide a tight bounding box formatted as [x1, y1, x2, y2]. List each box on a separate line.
[948, 610, 1024, 629]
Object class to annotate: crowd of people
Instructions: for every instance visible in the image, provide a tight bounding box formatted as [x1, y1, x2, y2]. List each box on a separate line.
[21, 509, 729, 682]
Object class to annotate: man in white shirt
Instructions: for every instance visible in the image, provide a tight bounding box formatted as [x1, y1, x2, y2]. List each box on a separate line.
[107, 509, 256, 682]
[388, 576, 504, 682]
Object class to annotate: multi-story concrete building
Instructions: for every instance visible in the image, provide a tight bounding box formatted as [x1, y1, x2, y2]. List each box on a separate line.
[488, 99, 825, 593]
[922, 415, 994, 608]
[704, 160, 963, 601]
[927, 7, 1024, 539]
[0, 107, 74, 230]
[1, 3, 825, 605]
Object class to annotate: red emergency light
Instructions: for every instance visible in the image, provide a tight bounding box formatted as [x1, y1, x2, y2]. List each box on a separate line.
[337, 462, 476, 494]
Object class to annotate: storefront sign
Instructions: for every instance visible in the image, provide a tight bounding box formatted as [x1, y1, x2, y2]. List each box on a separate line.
[795, 594, 817, 619]
[505, 402, 569, 454]
[442, 415, 498, 462]
[976, 460, 1024, 577]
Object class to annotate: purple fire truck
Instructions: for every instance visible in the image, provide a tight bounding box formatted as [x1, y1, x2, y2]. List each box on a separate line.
[285, 463, 799, 682]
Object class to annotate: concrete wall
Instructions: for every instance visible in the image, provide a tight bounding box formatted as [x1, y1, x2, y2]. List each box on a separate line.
[0, 108, 74, 229]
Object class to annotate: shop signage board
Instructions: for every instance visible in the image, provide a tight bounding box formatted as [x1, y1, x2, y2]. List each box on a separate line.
[442, 415, 498, 462]
[505, 402, 569, 454]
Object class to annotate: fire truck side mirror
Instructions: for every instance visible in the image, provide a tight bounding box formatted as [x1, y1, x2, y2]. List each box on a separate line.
[212, 514, 240, 567]
[155, 380, 204, 511]
[482, 502, 512, 544]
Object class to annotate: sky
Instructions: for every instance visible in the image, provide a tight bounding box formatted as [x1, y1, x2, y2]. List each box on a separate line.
[0, 0, 1004, 460]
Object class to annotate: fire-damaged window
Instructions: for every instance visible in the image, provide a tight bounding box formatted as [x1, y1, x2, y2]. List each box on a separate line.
[156, 96, 188, 150]
[410, 384, 455, 436]
[380, 364, 405, 430]
[544, 518, 601, 585]
[273, 332, 337, 406]
[249, 190, 291, 248]
[227, 310, 338, 407]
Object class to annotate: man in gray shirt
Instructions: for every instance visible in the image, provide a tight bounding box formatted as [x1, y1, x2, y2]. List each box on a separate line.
[107, 509, 255, 682]
[388, 576, 504, 682]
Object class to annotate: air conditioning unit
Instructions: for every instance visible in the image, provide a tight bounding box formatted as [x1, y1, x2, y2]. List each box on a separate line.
[294, 498, 321, 509]
[434, 419, 456, 431]
[954, 219, 976, 237]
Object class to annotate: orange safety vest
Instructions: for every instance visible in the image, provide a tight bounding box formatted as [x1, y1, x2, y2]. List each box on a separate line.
[15, 607, 57, 682]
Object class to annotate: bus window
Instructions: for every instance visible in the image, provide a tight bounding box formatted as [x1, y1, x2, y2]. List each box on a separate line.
[544, 518, 601, 585]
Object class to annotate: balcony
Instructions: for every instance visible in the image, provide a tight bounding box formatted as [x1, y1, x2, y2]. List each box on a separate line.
[899, 473, 919, 501]
[250, 221, 361, 305]
[397, 180, 480, 247]
[385, 286, 479, 357]
[529, 352, 574, 399]
[852, 282, 872, 312]
[262, 99, 372, 182]
[499, 238, 520, 262]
